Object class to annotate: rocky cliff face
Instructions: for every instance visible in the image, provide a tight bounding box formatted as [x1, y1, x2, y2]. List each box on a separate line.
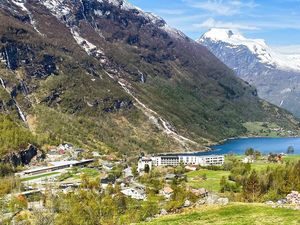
[0, 1, 299, 155]
[1, 145, 43, 167]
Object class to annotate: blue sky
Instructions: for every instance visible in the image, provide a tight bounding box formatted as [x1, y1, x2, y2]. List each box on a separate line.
[128, 0, 300, 53]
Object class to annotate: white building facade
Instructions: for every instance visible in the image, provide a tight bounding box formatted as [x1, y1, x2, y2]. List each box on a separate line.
[137, 157, 153, 172]
[121, 188, 146, 200]
[151, 155, 224, 167]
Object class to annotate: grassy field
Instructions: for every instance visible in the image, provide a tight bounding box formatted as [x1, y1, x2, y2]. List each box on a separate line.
[250, 162, 280, 171]
[227, 155, 300, 171]
[243, 122, 288, 137]
[21, 172, 60, 181]
[58, 167, 101, 181]
[138, 203, 300, 225]
[283, 154, 300, 162]
[186, 155, 300, 192]
[186, 169, 231, 192]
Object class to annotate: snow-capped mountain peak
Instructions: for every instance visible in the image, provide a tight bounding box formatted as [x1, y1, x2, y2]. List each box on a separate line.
[201, 28, 246, 42]
[37, 0, 187, 40]
[198, 28, 300, 72]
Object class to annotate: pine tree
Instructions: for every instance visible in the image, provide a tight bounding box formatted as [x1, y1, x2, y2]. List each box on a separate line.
[243, 170, 261, 202]
[220, 176, 227, 193]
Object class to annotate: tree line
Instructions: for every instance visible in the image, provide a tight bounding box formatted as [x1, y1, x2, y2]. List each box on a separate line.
[220, 156, 300, 202]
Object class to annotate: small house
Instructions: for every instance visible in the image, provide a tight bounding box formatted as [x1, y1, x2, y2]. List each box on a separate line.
[185, 165, 198, 171]
[165, 173, 176, 181]
[100, 176, 116, 189]
[123, 167, 134, 183]
[137, 157, 153, 173]
[121, 187, 146, 200]
[242, 156, 254, 164]
[191, 188, 209, 197]
[159, 186, 174, 199]
[102, 162, 114, 171]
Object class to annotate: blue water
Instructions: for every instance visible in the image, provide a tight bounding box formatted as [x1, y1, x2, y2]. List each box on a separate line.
[194, 137, 300, 155]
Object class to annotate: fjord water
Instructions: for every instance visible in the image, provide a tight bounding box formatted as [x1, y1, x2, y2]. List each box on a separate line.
[196, 137, 300, 155]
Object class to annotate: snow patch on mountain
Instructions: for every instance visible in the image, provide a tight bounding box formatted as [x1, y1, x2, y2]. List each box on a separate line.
[162, 24, 187, 39]
[97, 0, 135, 11]
[70, 28, 104, 58]
[280, 88, 292, 94]
[11, 0, 28, 12]
[11, 0, 43, 35]
[41, 0, 186, 40]
[199, 28, 300, 72]
[40, 0, 72, 18]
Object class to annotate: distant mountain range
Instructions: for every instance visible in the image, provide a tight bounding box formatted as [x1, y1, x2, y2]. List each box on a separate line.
[198, 28, 300, 118]
[0, 1, 299, 156]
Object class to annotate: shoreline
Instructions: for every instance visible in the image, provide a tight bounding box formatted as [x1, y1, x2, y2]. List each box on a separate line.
[157, 135, 300, 156]
[215, 135, 300, 145]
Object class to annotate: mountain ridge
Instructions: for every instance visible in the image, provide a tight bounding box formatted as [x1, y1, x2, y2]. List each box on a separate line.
[0, 0, 299, 157]
[199, 28, 300, 72]
[198, 28, 300, 118]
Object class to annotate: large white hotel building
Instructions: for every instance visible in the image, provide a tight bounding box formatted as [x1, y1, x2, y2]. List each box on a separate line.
[138, 154, 224, 171]
[151, 155, 224, 167]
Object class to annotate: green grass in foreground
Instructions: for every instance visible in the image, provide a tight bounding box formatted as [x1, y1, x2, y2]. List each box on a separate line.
[21, 172, 60, 181]
[283, 154, 300, 162]
[186, 169, 231, 192]
[139, 203, 300, 225]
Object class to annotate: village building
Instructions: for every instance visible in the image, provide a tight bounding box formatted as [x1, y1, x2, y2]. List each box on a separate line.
[28, 201, 44, 211]
[185, 165, 198, 171]
[92, 151, 101, 157]
[159, 186, 174, 199]
[58, 143, 73, 151]
[137, 157, 153, 172]
[139, 154, 224, 168]
[190, 188, 209, 197]
[100, 176, 116, 189]
[242, 156, 254, 164]
[165, 173, 176, 181]
[123, 167, 134, 183]
[102, 162, 114, 171]
[72, 149, 85, 158]
[59, 182, 81, 189]
[121, 187, 146, 200]
[165, 173, 186, 182]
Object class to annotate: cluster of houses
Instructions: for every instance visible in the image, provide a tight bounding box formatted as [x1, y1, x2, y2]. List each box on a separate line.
[138, 154, 225, 173]
[14, 143, 226, 203]
[15, 143, 95, 177]
[47, 143, 86, 161]
[97, 153, 225, 201]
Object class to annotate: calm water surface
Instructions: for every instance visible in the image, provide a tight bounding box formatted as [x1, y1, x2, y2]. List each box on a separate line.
[194, 137, 300, 155]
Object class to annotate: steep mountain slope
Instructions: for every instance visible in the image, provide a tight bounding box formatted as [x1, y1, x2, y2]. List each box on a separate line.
[198, 28, 300, 118]
[0, 1, 299, 156]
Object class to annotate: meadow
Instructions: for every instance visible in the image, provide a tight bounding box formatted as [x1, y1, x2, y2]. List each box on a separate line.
[138, 203, 300, 225]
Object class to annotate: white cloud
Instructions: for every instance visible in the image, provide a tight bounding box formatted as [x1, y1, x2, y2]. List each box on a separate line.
[194, 18, 259, 30]
[272, 45, 300, 55]
[156, 9, 185, 15]
[184, 0, 258, 16]
[257, 20, 300, 30]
